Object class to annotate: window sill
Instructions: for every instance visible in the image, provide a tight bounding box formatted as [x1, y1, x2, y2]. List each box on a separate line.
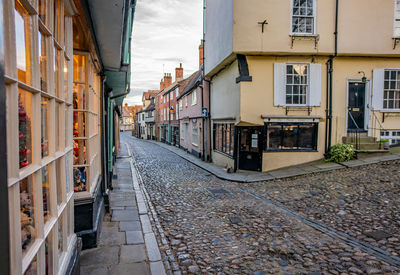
[290, 34, 319, 49]
[264, 149, 318, 153]
[290, 33, 319, 37]
[380, 109, 400, 113]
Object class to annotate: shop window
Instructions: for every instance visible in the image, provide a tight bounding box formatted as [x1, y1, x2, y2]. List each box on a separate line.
[45, 233, 53, 275]
[65, 107, 70, 148]
[38, 0, 47, 24]
[20, 175, 36, 257]
[19, 89, 33, 169]
[73, 167, 87, 192]
[54, 48, 61, 98]
[41, 97, 49, 157]
[65, 156, 70, 194]
[73, 111, 86, 137]
[73, 83, 86, 109]
[213, 123, 234, 156]
[55, 103, 60, 151]
[15, 0, 32, 85]
[39, 32, 48, 92]
[56, 159, 63, 205]
[264, 122, 318, 151]
[58, 214, 64, 258]
[42, 165, 50, 223]
[73, 55, 86, 82]
[73, 139, 87, 165]
[53, 0, 62, 43]
[64, 57, 69, 100]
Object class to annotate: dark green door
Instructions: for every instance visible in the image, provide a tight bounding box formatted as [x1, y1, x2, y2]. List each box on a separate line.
[238, 127, 262, 171]
[348, 82, 366, 131]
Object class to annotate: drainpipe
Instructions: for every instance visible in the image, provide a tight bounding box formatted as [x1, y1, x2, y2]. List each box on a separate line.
[325, 0, 339, 155]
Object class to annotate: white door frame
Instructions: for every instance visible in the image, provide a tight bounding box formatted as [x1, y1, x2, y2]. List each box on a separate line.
[345, 78, 371, 133]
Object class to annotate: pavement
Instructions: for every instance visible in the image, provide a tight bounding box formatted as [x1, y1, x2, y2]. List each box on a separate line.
[149, 139, 400, 183]
[79, 142, 166, 275]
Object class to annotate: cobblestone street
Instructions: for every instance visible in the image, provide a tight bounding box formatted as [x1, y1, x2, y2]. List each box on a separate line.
[123, 133, 400, 274]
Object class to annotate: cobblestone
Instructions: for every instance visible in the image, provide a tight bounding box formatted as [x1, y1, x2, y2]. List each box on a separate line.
[124, 134, 399, 274]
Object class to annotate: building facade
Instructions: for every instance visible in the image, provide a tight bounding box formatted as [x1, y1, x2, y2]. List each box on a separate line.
[205, 0, 400, 172]
[157, 65, 185, 145]
[1, 0, 135, 273]
[120, 103, 134, 131]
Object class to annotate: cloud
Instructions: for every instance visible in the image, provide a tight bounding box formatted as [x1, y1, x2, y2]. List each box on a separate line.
[130, 0, 203, 98]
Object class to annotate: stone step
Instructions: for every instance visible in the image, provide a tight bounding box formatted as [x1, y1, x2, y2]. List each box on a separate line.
[350, 143, 383, 150]
[342, 136, 377, 144]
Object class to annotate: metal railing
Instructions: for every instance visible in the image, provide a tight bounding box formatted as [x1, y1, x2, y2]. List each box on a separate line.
[347, 110, 361, 150]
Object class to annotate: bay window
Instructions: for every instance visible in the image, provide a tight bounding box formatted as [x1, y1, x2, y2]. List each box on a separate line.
[213, 123, 234, 156]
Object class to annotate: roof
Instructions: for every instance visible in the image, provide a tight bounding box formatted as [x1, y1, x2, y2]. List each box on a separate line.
[144, 103, 155, 112]
[177, 70, 201, 100]
[143, 90, 158, 100]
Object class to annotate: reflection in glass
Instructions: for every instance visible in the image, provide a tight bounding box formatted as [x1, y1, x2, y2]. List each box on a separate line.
[39, 32, 48, 92]
[15, 1, 31, 84]
[41, 97, 49, 157]
[42, 166, 50, 223]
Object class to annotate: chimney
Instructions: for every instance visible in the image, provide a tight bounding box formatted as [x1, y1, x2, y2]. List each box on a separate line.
[175, 63, 183, 81]
[164, 73, 172, 87]
[199, 41, 204, 67]
[160, 78, 165, 90]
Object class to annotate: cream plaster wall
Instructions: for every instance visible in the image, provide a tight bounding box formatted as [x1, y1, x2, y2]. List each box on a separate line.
[212, 150, 235, 169]
[263, 151, 322, 172]
[210, 61, 240, 121]
[233, 0, 335, 54]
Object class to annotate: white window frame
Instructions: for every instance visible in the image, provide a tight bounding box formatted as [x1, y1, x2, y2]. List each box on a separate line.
[394, 0, 400, 38]
[290, 0, 317, 36]
[176, 88, 179, 98]
[285, 63, 310, 106]
[381, 130, 400, 145]
[179, 100, 183, 111]
[170, 92, 173, 101]
[383, 69, 400, 110]
[185, 96, 188, 107]
[191, 90, 197, 106]
[192, 124, 198, 146]
[176, 104, 179, 119]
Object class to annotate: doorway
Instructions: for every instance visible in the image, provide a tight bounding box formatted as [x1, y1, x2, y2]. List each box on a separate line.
[238, 127, 262, 171]
[347, 82, 366, 132]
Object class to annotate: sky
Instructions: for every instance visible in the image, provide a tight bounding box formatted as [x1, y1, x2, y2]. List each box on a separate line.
[124, 0, 204, 106]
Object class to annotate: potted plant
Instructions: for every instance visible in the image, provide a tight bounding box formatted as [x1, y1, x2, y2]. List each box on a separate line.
[379, 139, 389, 149]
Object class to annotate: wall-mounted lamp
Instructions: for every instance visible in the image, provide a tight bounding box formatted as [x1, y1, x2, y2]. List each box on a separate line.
[358, 71, 367, 83]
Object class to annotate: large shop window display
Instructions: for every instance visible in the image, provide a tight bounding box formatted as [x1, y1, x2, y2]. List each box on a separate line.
[19, 89, 33, 168]
[73, 54, 87, 192]
[20, 175, 36, 256]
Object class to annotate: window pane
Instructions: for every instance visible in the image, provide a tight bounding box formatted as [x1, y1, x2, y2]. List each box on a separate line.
[73, 84, 86, 109]
[54, 0, 61, 42]
[73, 167, 87, 192]
[73, 139, 87, 165]
[299, 124, 315, 149]
[42, 165, 50, 223]
[267, 124, 281, 149]
[58, 215, 64, 257]
[20, 175, 36, 256]
[282, 124, 298, 149]
[39, 0, 47, 23]
[73, 111, 86, 137]
[25, 254, 38, 274]
[56, 159, 63, 205]
[41, 97, 49, 157]
[15, 1, 32, 85]
[54, 49, 61, 97]
[45, 233, 53, 275]
[19, 89, 33, 168]
[39, 32, 48, 92]
[73, 54, 86, 82]
[64, 57, 69, 100]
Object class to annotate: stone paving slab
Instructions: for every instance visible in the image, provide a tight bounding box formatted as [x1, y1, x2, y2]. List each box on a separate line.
[80, 247, 119, 266]
[80, 265, 109, 275]
[110, 263, 151, 275]
[120, 244, 147, 263]
[120, 221, 141, 232]
[145, 233, 162, 262]
[98, 231, 126, 246]
[126, 231, 144, 244]
[150, 261, 167, 275]
[112, 209, 140, 221]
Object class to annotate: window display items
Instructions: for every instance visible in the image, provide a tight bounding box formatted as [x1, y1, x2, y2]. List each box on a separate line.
[73, 167, 87, 192]
[19, 92, 32, 168]
[20, 177, 36, 255]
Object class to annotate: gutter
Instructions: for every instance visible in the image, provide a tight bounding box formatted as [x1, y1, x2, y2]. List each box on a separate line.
[325, 0, 339, 155]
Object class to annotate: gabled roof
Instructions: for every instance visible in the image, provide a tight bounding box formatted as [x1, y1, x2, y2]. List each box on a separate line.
[177, 68, 202, 100]
[143, 90, 158, 100]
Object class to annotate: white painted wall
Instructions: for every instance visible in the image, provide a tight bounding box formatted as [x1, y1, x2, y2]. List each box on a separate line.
[210, 61, 240, 120]
[205, 0, 233, 75]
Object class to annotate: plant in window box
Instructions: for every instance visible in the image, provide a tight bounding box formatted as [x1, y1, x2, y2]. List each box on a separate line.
[327, 144, 355, 163]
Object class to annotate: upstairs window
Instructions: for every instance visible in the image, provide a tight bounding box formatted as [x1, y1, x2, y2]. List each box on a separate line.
[191, 91, 197, 106]
[286, 64, 308, 105]
[291, 0, 316, 35]
[394, 0, 400, 37]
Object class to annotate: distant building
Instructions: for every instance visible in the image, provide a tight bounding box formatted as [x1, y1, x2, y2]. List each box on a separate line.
[121, 103, 134, 131]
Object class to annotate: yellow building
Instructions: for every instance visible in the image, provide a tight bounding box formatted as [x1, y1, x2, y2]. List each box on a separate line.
[205, 0, 400, 172]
